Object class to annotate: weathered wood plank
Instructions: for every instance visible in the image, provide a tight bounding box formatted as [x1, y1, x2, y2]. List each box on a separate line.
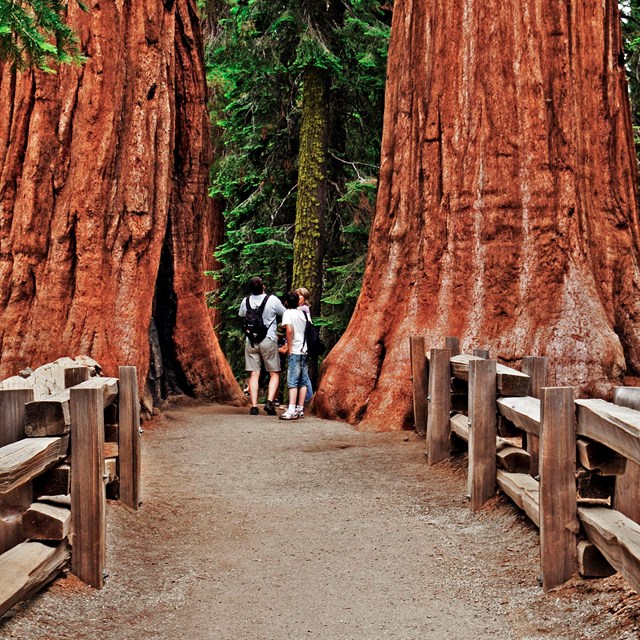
[496, 470, 540, 527]
[426, 348, 451, 465]
[496, 396, 541, 436]
[578, 507, 640, 593]
[70, 386, 106, 588]
[451, 355, 530, 396]
[22, 502, 71, 540]
[25, 377, 118, 437]
[445, 336, 460, 357]
[34, 463, 70, 499]
[577, 540, 615, 578]
[576, 438, 627, 476]
[522, 357, 547, 477]
[118, 366, 141, 510]
[575, 399, 640, 466]
[0, 388, 35, 553]
[612, 388, 640, 524]
[539, 387, 577, 591]
[103, 442, 118, 459]
[497, 446, 530, 473]
[64, 366, 90, 389]
[0, 540, 70, 617]
[0, 437, 69, 494]
[410, 337, 428, 436]
[472, 348, 489, 359]
[24, 390, 71, 437]
[468, 359, 497, 510]
[450, 413, 469, 441]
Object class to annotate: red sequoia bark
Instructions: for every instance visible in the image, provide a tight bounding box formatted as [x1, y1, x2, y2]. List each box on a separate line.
[0, 0, 243, 403]
[315, 0, 640, 430]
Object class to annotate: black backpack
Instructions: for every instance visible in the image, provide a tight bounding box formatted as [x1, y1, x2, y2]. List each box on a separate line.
[302, 310, 326, 357]
[242, 295, 271, 346]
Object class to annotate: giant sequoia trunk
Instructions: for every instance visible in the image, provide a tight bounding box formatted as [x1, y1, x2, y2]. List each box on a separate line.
[0, 0, 243, 403]
[315, 0, 640, 430]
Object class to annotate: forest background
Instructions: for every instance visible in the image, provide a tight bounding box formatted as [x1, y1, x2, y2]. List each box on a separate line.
[3, 0, 640, 382]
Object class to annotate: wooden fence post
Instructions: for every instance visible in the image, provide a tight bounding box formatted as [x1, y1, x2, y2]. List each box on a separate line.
[468, 359, 497, 510]
[522, 356, 548, 478]
[118, 366, 141, 510]
[473, 349, 489, 359]
[0, 388, 35, 554]
[64, 366, 90, 389]
[612, 387, 640, 523]
[410, 337, 429, 437]
[539, 386, 577, 591]
[427, 348, 451, 465]
[445, 336, 460, 357]
[70, 385, 106, 588]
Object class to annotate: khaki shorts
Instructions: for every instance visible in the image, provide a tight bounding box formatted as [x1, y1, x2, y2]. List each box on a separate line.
[245, 338, 280, 372]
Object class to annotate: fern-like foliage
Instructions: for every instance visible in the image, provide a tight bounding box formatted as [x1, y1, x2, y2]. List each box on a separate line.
[0, 0, 86, 72]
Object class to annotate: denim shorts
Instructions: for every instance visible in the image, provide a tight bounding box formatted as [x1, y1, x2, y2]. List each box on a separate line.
[287, 354, 309, 389]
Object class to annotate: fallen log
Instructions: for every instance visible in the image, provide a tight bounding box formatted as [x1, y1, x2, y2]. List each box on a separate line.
[0, 540, 70, 617]
[22, 503, 71, 541]
[496, 470, 540, 527]
[25, 378, 118, 437]
[450, 355, 530, 396]
[578, 507, 640, 593]
[0, 437, 69, 494]
[575, 399, 640, 466]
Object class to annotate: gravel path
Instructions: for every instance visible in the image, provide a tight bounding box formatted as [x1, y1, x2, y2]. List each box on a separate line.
[1, 402, 639, 639]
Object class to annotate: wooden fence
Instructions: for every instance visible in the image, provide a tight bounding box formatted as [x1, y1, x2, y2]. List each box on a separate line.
[0, 365, 141, 615]
[410, 336, 640, 592]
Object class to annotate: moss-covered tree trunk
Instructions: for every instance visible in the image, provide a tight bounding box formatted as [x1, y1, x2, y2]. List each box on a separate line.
[0, 0, 243, 404]
[292, 66, 329, 314]
[315, 0, 640, 430]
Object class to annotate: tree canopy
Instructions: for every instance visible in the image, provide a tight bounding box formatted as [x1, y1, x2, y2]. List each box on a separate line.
[205, 0, 391, 376]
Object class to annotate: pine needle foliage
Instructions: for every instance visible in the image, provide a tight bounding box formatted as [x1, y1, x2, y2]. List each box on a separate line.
[204, 0, 391, 377]
[0, 0, 86, 72]
[621, 0, 640, 155]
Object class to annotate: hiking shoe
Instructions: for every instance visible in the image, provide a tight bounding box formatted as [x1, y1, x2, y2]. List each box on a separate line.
[279, 409, 298, 420]
[249, 406, 259, 416]
[264, 400, 276, 415]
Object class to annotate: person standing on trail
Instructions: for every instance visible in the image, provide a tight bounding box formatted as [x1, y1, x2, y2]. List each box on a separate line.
[279, 290, 309, 420]
[238, 276, 286, 416]
[295, 287, 314, 405]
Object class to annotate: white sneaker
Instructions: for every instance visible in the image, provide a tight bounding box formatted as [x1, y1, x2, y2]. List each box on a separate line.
[279, 409, 298, 420]
[296, 410, 305, 419]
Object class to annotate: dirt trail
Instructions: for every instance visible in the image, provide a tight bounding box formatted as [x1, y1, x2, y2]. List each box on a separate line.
[1, 403, 639, 639]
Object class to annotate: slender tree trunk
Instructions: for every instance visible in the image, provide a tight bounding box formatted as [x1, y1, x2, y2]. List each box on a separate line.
[293, 66, 329, 315]
[0, 0, 243, 404]
[315, 0, 640, 430]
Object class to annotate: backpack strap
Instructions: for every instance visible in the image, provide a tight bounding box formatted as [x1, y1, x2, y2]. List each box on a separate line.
[301, 310, 310, 354]
[257, 294, 270, 314]
[245, 296, 252, 311]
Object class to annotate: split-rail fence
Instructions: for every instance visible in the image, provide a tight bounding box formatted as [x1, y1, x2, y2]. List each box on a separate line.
[410, 336, 640, 592]
[0, 365, 141, 616]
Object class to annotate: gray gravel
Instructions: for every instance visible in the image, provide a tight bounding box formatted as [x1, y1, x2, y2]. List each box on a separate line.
[1, 402, 638, 639]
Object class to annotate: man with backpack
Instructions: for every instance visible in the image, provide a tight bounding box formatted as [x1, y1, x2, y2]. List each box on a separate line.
[238, 276, 286, 415]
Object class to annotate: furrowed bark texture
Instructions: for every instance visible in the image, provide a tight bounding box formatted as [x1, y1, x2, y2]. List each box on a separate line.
[0, 0, 242, 403]
[316, 0, 640, 430]
[293, 66, 328, 313]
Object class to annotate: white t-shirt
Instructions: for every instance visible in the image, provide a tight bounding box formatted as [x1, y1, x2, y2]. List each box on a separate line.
[281, 308, 308, 355]
[238, 294, 286, 342]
